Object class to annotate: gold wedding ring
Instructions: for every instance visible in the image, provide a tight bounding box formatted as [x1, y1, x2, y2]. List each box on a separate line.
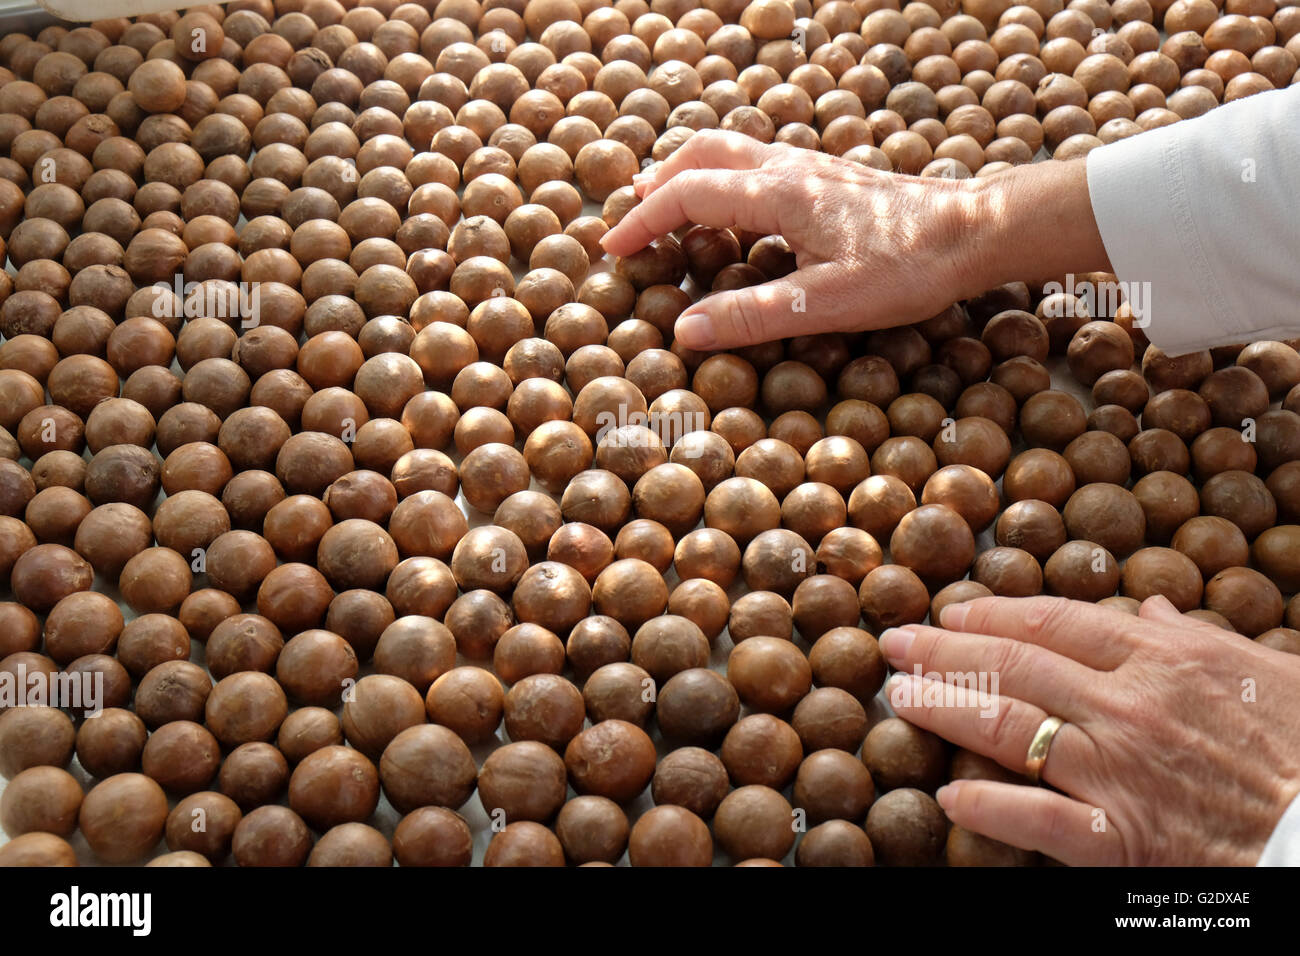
[1025, 715, 1065, 784]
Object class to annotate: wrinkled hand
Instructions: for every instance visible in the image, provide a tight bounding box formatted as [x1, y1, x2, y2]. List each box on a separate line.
[599, 129, 989, 350]
[880, 595, 1300, 865]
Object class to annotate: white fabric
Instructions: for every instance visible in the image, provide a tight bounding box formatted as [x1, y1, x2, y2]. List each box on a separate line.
[1091, 88, 1300, 864]
[1086, 85, 1300, 356]
[1257, 791, 1300, 866]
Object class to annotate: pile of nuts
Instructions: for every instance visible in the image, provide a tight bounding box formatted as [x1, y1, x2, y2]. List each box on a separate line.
[1, 0, 1300, 868]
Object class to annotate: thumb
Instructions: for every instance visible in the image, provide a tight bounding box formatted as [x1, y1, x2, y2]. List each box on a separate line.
[674, 273, 823, 350]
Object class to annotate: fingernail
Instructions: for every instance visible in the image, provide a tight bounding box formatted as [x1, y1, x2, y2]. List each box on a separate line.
[935, 783, 957, 811]
[878, 627, 915, 663]
[675, 312, 716, 349]
[939, 603, 968, 630]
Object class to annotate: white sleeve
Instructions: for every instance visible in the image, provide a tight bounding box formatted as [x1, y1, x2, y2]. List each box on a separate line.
[1085, 86, 1300, 357]
[1257, 791, 1300, 866]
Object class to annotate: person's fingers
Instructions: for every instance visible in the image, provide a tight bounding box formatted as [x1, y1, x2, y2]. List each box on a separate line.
[878, 623, 1099, 719]
[633, 137, 846, 197]
[600, 168, 781, 257]
[886, 672, 1090, 790]
[935, 779, 1126, 866]
[939, 596, 1140, 670]
[634, 129, 775, 198]
[674, 268, 835, 349]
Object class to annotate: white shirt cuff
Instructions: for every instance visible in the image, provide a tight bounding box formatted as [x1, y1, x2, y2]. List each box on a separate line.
[1085, 86, 1300, 357]
[1257, 790, 1300, 866]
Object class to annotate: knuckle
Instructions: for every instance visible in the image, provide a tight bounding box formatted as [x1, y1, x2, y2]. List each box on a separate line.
[677, 168, 719, 196]
[738, 171, 767, 205]
[1102, 685, 1149, 729]
[728, 289, 768, 344]
[984, 637, 1030, 681]
[1021, 597, 1075, 641]
[958, 595, 1000, 630]
[762, 142, 799, 166]
[716, 127, 761, 153]
[978, 697, 1020, 752]
[763, 162, 804, 190]
[671, 168, 705, 189]
[656, 172, 705, 217]
[695, 127, 727, 149]
[677, 129, 708, 158]
[1037, 798, 1070, 846]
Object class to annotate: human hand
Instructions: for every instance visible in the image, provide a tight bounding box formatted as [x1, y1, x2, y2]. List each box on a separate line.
[879, 595, 1300, 865]
[600, 129, 1110, 351]
[599, 129, 988, 350]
